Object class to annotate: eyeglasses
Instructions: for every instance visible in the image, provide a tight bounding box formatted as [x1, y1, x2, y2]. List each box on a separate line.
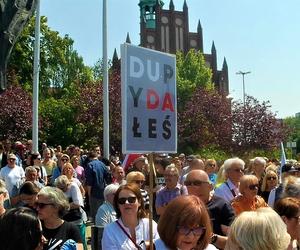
[184, 180, 210, 186]
[248, 184, 259, 190]
[267, 177, 277, 181]
[134, 180, 145, 184]
[61, 158, 68, 162]
[177, 226, 206, 236]
[35, 202, 54, 209]
[118, 196, 137, 205]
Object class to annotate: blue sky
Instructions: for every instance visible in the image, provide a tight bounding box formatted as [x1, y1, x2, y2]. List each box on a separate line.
[41, 0, 300, 119]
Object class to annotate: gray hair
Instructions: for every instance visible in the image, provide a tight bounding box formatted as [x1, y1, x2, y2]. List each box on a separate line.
[54, 175, 71, 191]
[38, 186, 69, 217]
[253, 157, 266, 166]
[25, 166, 37, 175]
[224, 157, 245, 173]
[225, 208, 290, 250]
[281, 176, 300, 199]
[103, 183, 120, 201]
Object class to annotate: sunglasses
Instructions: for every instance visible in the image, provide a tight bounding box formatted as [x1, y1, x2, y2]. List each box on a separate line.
[118, 196, 137, 205]
[177, 226, 206, 236]
[35, 202, 54, 209]
[184, 180, 210, 186]
[267, 176, 277, 181]
[61, 158, 68, 162]
[248, 184, 259, 190]
[134, 180, 145, 184]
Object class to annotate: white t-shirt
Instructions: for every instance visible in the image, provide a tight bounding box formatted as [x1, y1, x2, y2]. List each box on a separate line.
[0, 165, 25, 196]
[64, 182, 84, 207]
[102, 218, 159, 250]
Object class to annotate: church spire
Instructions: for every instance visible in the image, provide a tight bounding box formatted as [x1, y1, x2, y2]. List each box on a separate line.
[112, 48, 120, 70]
[126, 32, 131, 43]
[183, 0, 188, 11]
[197, 19, 203, 52]
[222, 57, 228, 71]
[169, 0, 174, 11]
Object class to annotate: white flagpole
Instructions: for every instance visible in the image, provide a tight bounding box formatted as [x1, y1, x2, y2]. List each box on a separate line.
[102, 0, 110, 159]
[32, 0, 41, 154]
[279, 141, 287, 183]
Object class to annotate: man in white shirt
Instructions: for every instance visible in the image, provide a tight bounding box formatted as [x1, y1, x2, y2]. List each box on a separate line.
[214, 157, 245, 202]
[0, 153, 25, 196]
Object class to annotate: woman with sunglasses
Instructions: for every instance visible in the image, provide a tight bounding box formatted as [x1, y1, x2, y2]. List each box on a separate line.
[155, 195, 217, 250]
[102, 184, 159, 249]
[260, 169, 278, 202]
[231, 175, 268, 215]
[36, 186, 83, 250]
[126, 171, 150, 211]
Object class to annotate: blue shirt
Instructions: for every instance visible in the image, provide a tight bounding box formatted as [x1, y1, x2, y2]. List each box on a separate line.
[155, 183, 187, 207]
[85, 159, 111, 199]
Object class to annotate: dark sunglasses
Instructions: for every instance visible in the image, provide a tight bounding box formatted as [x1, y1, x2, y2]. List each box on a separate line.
[35, 202, 54, 209]
[267, 177, 277, 181]
[184, 180, 210, 186]
[177, 226, 206, 236]
[61, 158, 68, 162]
[118, 196, 137, 205]
[134, 180, 145, 184]
[248, 184, 259, 190]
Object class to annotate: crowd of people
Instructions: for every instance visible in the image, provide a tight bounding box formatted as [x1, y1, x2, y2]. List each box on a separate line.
[0, 139, 299, 250]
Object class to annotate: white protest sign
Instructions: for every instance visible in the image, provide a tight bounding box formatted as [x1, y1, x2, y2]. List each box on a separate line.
[121, 43, 177, 153]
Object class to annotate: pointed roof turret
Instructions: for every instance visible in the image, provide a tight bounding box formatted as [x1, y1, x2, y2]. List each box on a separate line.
[222, 57, 228, 70]
[112, 48, 120, 70]
[112, 49, 118, 62]
[197, 20, 202, 32]
[126, 33, 131, 43]
[211, 41, 216, 54]
[169, 0, 174, 10]
[183, 0, 188, 10]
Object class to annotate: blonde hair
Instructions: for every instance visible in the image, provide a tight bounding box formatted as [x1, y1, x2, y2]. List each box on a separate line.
[225, 208, 290, 250]
[261, 169, 278, 192]
[239, 175, 258, 194]
[126, 171, 145, 183]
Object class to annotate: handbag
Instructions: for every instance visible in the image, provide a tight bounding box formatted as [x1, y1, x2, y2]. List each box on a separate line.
[63, 207, 82, 222]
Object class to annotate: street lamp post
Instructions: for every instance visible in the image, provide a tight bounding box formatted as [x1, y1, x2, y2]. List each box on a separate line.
[236, 71, 251, 107]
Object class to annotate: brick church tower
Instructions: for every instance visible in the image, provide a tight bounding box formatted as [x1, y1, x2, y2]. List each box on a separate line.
[138, 0, 229, 95]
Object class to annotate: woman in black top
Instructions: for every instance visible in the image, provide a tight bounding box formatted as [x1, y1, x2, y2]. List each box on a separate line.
[37, 186, 83, 250]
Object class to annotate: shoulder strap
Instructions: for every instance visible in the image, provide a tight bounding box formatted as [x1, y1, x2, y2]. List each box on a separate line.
[116, 220, 142, 250]
[225, 181, 237, 197]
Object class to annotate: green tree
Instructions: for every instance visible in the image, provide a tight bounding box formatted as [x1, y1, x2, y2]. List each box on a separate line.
[176, 50, 213, 110]
[284, 115, 300, 154]
[8, 16, 93, 97]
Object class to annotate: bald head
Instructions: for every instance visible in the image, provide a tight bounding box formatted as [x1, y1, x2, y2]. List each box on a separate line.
[190, 159, 205, 170]
[186, 170, 209, 182]
[185, 170, 212, 203]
